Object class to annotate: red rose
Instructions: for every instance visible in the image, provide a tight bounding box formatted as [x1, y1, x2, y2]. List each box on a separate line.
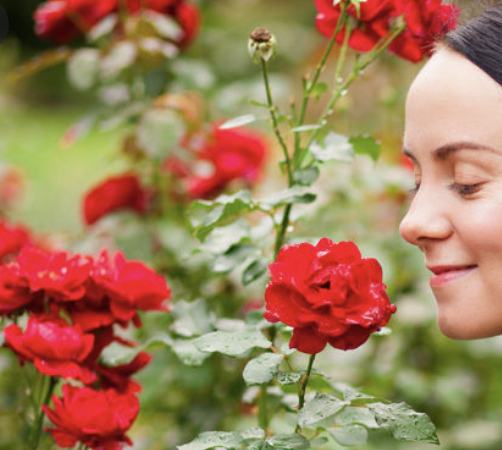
[314, 0, 397, 52]
[90, 250, 171, 323]
[169, 125, 268, 199]
[95, 351, 152, 393]
[16, 246, 91, 302]
[83, 173, 150, 226]
[264, 238, 396, 354]
[0, 264, 33, 315]
[389, 0, 459, 62]
[4, 315, 97, 384]
[34, 0, 118, 44]
[0, 219, 32, 262]
[43, 384, 139, 450]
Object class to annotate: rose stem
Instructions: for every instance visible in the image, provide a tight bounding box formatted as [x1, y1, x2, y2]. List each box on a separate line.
[29, 375, 57, 450]
[294, 354, 316, 434]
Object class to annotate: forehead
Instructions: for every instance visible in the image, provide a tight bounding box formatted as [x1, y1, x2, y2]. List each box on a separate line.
[404, 48, 502, 154]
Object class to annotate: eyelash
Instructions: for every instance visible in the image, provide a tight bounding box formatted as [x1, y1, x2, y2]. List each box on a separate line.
[409, 183, 482, 197]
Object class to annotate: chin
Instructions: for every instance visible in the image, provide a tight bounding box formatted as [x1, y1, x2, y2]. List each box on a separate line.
[437, 313, 500, 340]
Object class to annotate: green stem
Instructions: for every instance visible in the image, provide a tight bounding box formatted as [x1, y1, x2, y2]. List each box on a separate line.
[297, 22, 407, 167]
[29, 376, 57, 450]
[260, 58, 293, 185]
[295, 354, 316, 433]
[258, 385, 269, 431]
[296, 1, 350, 128]
[273, 203, 292, 259]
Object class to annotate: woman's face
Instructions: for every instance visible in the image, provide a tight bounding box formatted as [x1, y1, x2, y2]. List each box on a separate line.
[400, 47, 502, 340]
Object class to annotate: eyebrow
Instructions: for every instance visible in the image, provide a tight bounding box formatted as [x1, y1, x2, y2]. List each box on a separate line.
[402, 141, 499, 161]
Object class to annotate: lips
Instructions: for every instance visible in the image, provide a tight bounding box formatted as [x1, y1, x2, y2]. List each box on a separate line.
[427, 265, 477, 287]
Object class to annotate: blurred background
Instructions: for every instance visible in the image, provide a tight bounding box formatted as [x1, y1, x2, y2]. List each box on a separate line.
[2, 1, 502, 449]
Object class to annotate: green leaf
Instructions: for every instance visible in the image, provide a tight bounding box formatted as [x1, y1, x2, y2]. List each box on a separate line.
[99, 342, 140, 366]
[178, 431, 243, 450]
[298, 393, 347, 428]
[67, 49, 100, 91]
[276, 371, 302, 385]
[199, 220, 251, 254]
[242, 258, 268, 285]
[308, 82, 329, 98]
[241, 428, 266, 440]
[292, 166, 320, 186]
[267, 434, 310, 450]
[220, 114, 258, 129]
[330, 424, 368, 446]
[211, 243, 259, 274]
[171, 338, 211, 366]
[243, 353, 284, 385]
[260, 185, 316, 208]
[144, 333, 173, 350]
[171, 299, 214, 338]
[291, 124, 322, 133]
[367, 402, 439, 444]
[349, 135, 381, 162]
[335, 406, 380, 430]
[193, 330, 271, 357]
[310, 132, 354, 163]
[189, 191, 255, 242]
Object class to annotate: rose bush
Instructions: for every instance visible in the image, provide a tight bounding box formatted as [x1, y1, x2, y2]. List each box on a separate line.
[264, 238, 397, 353]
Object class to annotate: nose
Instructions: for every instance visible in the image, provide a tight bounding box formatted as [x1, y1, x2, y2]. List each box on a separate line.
[399, 186, 453, 248]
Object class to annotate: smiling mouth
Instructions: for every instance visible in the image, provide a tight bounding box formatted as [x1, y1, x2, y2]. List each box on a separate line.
[428, 265, 477, 288]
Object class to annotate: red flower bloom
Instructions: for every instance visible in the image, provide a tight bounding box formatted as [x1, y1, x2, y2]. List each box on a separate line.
[95, 351, 152, 393]
[4, 315, 96, 384]
[169, 125, 268, 199]
[389, 0, 460, 62]
[90, 250, 171, 323]
[43, 384, 139, 450]
[0, 264, 33, 315]
[264, 238, 396, 354]
[0, 219, 32, 262]
[16, 247, 91, 302]
[83, 173, 150, 226]
[34, 0, 118, 44]
[314, 0, 397, 52]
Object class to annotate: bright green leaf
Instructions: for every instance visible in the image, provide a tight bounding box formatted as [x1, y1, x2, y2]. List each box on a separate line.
[267, 434, 310, 450]
[189, 191, 255, 242]
[242, 258, 268, 285]
[298, 393, 347, 428]
[292, 166, 320, 186]
[171, 338, 212, 366]
[335, 406, 380, 430]
[308, 82, 329, 98]
[349, 134, 381, 162]
[193, 330, 271, 357]
[260, 185, 316, 208]
[243, 353, 284, 385]
[367, 402, 439, 444]
[276, 371, 302, 385]
[178, 431, 243, 450]
[211, 243, 259, 274]
[171, 299, 214, 338]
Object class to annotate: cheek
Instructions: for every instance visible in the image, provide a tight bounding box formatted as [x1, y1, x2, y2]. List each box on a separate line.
[455, 196, 502, 255]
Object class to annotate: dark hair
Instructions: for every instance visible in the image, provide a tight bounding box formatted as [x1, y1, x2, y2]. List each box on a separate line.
[443, 4, 502, 86]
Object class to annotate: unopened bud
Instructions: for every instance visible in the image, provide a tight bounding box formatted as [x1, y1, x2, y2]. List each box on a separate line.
[248, 27, 277, 64]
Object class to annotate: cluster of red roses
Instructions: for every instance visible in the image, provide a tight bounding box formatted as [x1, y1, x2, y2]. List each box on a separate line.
[264, 238, 397, 354]
[0, 245, 170, 449]
[314, 0, 460, 62]
[82, 124, 268, 225]
[34, 0, 200, 47]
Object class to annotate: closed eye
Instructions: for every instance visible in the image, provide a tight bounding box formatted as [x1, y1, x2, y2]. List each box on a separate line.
[448, 182, 483, 197]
